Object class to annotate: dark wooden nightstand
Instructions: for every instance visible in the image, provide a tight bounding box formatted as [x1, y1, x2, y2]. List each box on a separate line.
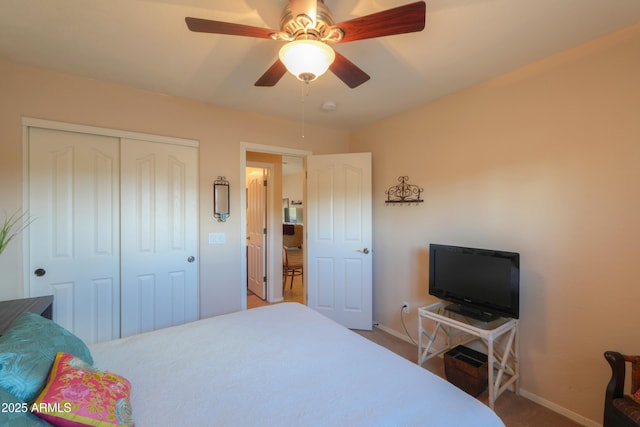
[0, 295, 54, 336]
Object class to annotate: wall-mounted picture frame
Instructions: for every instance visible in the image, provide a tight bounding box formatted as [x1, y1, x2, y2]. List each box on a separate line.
[283, 198, 290, 223]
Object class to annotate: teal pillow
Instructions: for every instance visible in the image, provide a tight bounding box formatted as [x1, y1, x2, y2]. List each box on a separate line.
[0, 385, 53, 426]
[0, 312, 93, 402]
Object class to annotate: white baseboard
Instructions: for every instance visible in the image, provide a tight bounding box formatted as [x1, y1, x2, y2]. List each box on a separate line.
[518, 389, 600, 427]
[375, 322, 601, 427]
[374, 322, 417, 346]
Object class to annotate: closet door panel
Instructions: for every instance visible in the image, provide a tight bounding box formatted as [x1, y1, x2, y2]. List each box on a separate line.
[28, 127, 121, 344]
[120, 139, 199, 338]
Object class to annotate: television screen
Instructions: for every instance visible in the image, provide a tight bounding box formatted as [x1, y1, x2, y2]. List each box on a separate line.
[429, 244, 520, 320]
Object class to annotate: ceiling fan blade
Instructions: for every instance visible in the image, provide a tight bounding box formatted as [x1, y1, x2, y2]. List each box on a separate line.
[329, 52, 370, 88]
[185, 17, 277, 39]
[329, 1, 426, 43]
[255, 59, 288, 87]
[289, 0, 317, 28]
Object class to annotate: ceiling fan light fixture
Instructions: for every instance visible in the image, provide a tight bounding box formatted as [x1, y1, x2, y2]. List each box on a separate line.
[279, 40, 335, 83]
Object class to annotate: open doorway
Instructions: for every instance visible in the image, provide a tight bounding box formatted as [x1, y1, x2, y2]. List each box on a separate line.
[240, 143, 311, 310]
[244, 155, 304, 307]
[243, 148, 373, 328]
[281, 155, 304, 306]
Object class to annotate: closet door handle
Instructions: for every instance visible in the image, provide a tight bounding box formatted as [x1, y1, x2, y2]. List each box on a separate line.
[34, 268, 46, 277]
[187, 256, 195, 263]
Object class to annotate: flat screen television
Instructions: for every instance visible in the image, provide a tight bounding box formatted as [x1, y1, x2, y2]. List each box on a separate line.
[428, 243, 520, 321]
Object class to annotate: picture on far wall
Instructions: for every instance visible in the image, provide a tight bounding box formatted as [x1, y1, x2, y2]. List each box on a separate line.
[283, 198, 289, 223]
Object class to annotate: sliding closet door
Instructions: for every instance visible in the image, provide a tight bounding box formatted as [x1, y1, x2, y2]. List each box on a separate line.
[120, 139, 199, 338]
[28, 127, 121, 344]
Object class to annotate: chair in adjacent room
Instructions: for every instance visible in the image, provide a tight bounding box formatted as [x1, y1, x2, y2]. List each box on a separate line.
[282, 246, 303, 290]
[603, 351, 640, 427]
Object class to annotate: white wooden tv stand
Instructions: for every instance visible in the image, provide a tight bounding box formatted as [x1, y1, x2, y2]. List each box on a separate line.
[418, 301, 520, 409]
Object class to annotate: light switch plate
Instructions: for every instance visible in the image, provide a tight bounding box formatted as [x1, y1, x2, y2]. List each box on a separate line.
[208, 232, 226, 245]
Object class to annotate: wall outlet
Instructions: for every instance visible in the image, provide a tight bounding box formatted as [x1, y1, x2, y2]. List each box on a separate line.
[402, 302, 410, 314]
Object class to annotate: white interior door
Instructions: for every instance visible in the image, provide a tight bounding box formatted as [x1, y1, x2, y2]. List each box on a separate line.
[246, 167, 267, 299]
[28, 127, 121, 344]
[120, 138, 199, 338]
[306, 152, 372, 330]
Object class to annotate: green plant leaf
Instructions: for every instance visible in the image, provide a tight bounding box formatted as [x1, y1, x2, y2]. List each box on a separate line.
[0, 210, 34, 255]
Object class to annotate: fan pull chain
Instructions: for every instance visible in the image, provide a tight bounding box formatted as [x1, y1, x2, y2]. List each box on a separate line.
[300, 81, 311, 139]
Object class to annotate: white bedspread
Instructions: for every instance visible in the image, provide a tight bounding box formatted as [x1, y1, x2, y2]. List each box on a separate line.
[89, 303, 504, 427]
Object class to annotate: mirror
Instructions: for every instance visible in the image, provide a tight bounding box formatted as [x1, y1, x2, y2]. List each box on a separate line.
[214, 177, 230, 222]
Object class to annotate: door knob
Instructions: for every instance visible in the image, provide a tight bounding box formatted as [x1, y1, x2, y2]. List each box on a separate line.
[34, 268, 46, 277]
[358, 248, 370, 254]
[187, 256, 195, 263]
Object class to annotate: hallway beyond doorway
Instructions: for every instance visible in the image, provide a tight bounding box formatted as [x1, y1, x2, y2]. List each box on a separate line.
[247, 274, 303, 309]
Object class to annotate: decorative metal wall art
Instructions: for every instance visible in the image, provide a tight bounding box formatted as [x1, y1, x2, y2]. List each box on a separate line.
[214, 176, 230, 222]
[385, 176, 424, 205]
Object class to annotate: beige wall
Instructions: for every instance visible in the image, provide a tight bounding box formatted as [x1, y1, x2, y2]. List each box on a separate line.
[283, 172, 304, 206]
[350, 24, 640, 425]
[0, 60, 349, 317]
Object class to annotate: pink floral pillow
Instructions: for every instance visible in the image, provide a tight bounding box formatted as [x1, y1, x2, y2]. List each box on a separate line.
[632, 388, 640, 404]
[32, 352, 134, 427]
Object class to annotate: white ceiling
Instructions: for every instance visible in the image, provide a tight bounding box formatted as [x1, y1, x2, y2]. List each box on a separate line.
[1, 0, 639, 130]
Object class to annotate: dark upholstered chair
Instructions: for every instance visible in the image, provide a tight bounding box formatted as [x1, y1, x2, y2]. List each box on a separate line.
[604, 351, 640, 427]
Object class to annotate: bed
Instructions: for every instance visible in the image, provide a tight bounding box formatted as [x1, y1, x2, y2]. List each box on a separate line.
[1, 302, 504, 426]
[88, 303, 504, 426]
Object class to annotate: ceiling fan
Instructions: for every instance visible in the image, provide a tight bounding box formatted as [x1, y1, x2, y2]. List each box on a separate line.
[185, 0, 426, 88]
